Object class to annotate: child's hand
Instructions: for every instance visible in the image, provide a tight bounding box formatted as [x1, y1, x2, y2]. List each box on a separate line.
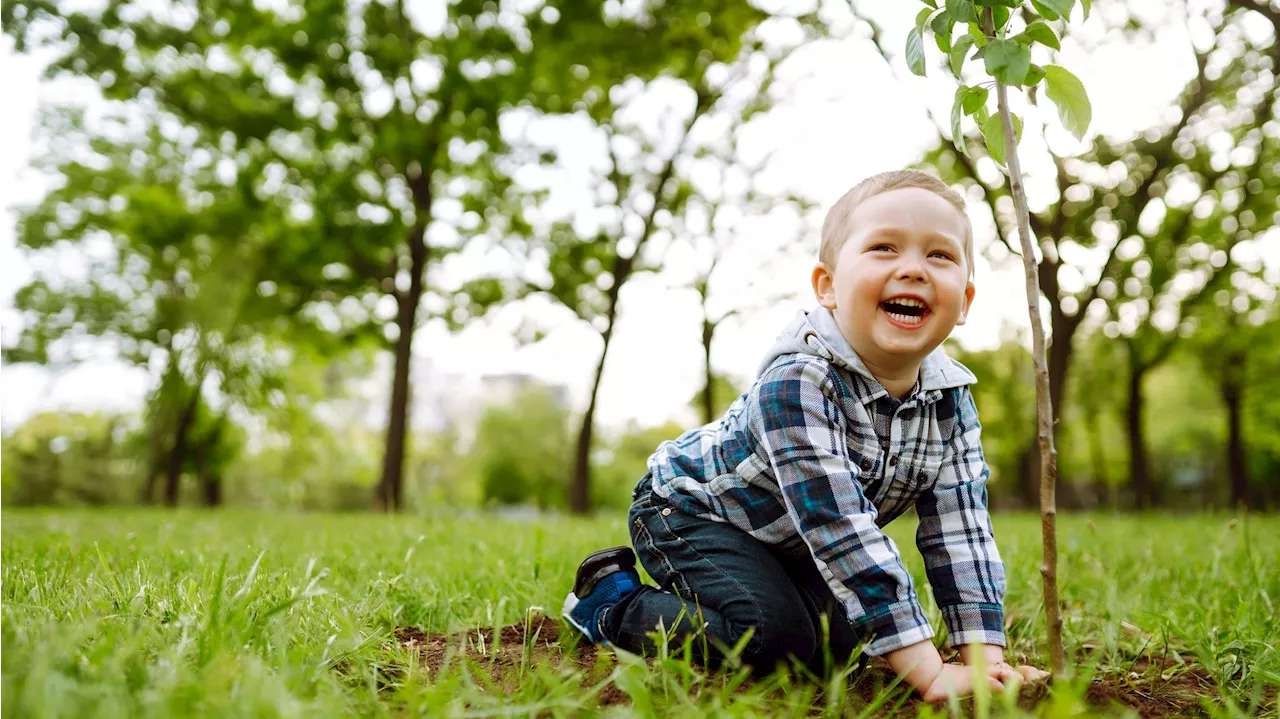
[987, 662, 1050, 687]
[920, 664, 1005, 704]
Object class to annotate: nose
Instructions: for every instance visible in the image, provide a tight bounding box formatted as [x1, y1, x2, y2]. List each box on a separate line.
[896, 255, 926, 282]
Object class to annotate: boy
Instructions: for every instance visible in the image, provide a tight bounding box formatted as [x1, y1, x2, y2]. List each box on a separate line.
[562, 170, 1048, 701]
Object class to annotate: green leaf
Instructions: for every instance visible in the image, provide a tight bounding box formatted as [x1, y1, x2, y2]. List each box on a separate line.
[992, 5, 1011, 30]
[906, 26, 927, 77]
[982, 38, 1031, 86]
[950, 34, 975, 76]
[1017, 20, 1061, 50]
[981, 114, 1005, 165]
[952, 86, 969, 156]
[980, 112, 1023, 166]
[916, 7, 934, 30]
[962, 85, 989, 115]
[1036, 0, 1077, 20]
[1043, 64, 1092, 139]
[1026, 63, 1046, 86]
[946, 0, 978, 23]
[930, 9, 952, 35]
[974, 0, 1021, 5]
[931, 10, 954, 52]
[1081, 0, 1091, 19]
[1029, 0, 1060, 20]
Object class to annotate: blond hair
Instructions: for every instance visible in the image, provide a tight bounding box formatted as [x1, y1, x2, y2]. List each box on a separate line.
[819, 169, 974, 278]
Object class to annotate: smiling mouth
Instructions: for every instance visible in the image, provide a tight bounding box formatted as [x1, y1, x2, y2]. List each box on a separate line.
[880, 298, 930, 328]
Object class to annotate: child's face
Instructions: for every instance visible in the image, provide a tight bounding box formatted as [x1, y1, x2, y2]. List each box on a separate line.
[812, 187, 975, 369]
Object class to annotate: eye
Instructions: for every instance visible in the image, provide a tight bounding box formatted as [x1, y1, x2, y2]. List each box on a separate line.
[869, 244, 896, 253]
[929, 250, 956, 261]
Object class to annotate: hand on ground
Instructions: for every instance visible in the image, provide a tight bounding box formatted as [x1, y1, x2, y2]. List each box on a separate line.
[921, 664, 1005, 703]
[986, 662, 1051, 691]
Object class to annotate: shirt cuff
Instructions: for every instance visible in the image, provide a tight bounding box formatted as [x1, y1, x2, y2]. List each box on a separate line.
[853, 599, 936, 657]
[941, 602, 1006, 648]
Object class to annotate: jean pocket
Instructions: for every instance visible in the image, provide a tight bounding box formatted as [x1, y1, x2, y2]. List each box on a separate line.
[632, 502, 690, 595]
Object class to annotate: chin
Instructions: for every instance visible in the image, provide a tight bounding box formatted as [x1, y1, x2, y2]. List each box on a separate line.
[876, 330, 937, 353]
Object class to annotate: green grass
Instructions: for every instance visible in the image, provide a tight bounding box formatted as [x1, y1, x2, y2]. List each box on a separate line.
[2, 509, 1277, 717]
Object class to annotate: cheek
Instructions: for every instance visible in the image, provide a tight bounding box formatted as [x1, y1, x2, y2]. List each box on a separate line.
[843, 278, 882, 311]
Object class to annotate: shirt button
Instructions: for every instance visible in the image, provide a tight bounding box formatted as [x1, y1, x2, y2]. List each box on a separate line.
[860, 458, 873, 471]
[889, 455, 899, 467]
[661, 508, 672, 517]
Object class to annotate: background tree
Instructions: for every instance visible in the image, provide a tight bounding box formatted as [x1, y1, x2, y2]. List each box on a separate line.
[1186, 254, 1280, 509]
[512, 16, 807, 513]
[661, 61, 811, 426]
[4, 0, 761, 510]
[2, 104, 305, 506]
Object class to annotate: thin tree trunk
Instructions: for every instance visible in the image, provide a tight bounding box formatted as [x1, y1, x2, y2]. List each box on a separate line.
[198, 422, 225, 507]
[141, 352, 183, 504]
[569, 226, 639, 513]
[992, 49, 1064, 675]
[1221, 375, 1249, 509]
[163, 390, 200, 507]
[571, 337, 612, 514]
[701, 319, 715, 425]
[200, 464, 222, 507]
[1125, 362, 1151, 510]
[141, 426, 165, 504]
[378, 226, 427, 513]
[1086, 408, 1109, 508]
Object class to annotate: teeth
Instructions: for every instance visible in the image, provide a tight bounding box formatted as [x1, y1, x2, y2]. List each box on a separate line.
[887, 311, 924, 326]
[887, 297, 926, 309]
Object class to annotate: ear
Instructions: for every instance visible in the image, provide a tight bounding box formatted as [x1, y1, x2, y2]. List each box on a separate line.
[812, 263, 837, 310]
[955, 281, 976, 325]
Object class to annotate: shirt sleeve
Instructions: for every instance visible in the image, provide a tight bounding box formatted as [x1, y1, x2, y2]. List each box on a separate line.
[755, 359, 933, 657]
[914, 387, 1008, 648]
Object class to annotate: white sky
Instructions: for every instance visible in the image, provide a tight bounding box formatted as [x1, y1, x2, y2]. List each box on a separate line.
[1, 0, 1273, 435]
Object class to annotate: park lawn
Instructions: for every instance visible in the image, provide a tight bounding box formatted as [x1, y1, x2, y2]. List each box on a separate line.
[1, 508, 1276, 718]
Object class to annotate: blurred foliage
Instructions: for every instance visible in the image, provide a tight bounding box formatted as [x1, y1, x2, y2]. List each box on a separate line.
[474, 386, 571, 510]
[591, 420, 689, 512]
[2, 0, 1280, 513]
[6, 316, 1280, 511]
[2, 412, 138, 506]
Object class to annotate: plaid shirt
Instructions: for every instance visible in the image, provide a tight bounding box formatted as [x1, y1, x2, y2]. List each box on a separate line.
[647, 309, 1006, 656]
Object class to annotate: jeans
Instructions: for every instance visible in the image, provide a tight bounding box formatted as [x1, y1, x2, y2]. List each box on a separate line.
[601, 477, 865, 673]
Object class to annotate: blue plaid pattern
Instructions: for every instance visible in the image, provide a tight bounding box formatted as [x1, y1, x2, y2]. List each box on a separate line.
[647, 327, 1006, 657]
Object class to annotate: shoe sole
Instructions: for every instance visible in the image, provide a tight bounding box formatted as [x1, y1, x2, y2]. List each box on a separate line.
[561, 592, 593, 638]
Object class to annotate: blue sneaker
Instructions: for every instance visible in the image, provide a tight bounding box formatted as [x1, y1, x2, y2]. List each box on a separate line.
[561, 546, 641, 644]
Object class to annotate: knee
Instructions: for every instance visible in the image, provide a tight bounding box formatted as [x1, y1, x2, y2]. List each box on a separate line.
[732, 603, 817, 669]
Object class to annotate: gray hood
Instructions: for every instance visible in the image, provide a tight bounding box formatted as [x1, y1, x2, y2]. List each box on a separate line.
[756, 307, 977, 391]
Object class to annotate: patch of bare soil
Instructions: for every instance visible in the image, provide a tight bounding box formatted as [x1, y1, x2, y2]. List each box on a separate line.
[1083, 656, 1220, 718]
[393, 613, 629, 705]
[392, 615, 1230, 714]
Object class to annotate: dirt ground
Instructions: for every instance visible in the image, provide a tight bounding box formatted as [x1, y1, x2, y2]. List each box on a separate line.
[393, 614, 1222, 717]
